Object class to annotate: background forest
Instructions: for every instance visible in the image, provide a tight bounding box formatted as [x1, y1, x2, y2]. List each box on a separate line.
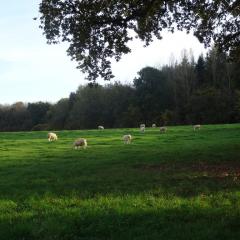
[1, 47, 240, 131]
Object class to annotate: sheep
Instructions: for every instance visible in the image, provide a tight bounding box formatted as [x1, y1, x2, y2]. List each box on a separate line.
[74, 138, 87, 149]
[160, 126, 167, 133]
[193, 124, 201, 131]
[140, 126, 145, 133]
[47, 132, 58, 141]
[140, 124, 145, 128]
[152, 123, 156, 128]
[123, 134, 132, 144]
[98, 125, 104, 130]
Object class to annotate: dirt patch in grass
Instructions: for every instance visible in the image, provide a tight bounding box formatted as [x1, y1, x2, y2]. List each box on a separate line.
[135, 162, 240, 178]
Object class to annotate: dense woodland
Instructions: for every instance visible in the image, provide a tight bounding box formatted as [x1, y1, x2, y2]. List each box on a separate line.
[0, 47, 240, 131]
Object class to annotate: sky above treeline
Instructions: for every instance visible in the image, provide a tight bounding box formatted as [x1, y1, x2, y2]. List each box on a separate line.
[0, 1, 206, 104]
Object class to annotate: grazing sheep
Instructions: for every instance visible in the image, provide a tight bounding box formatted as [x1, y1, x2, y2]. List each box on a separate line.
[140, 126, 145, 133]
[98, 125, 104, 130]
[193, 124, 201, 131]
[47, 132, 58, 141]
[160, 126, 167, 133]
[152, 123, 156, 128]
[74, 138, 87, 149]
[140, 124, 145, 128]
[123, 134, 132, 144]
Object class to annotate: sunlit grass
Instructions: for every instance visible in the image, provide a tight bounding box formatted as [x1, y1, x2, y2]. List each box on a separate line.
[0, 124, 240, 239]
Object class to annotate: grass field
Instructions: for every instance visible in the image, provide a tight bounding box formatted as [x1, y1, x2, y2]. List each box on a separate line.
[0, 124, 240, 239]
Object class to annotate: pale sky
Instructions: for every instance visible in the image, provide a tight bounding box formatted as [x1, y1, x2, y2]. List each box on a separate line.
[0, 1, 206, 104]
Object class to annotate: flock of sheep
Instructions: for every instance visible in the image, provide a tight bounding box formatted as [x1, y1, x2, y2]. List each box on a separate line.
[47, 124, 201, 149]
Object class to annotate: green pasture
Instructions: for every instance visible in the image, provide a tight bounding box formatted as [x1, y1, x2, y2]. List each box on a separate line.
[0, 124, 240, 239]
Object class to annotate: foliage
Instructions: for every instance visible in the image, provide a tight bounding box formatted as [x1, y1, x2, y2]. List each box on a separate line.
[187, 88, 235, 124]
[27, 102, 51, 126]
[39, 0, 240, 80]
[48, 98, 70, 130]
[134, 66, 174, 124]
[0, 102, 32, 131]
[0, 46, 239, 131]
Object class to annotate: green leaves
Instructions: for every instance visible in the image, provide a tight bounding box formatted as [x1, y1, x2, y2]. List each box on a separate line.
[38, 0, 240, 81]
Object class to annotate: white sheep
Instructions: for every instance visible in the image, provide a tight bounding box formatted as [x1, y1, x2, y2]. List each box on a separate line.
[193, 124, 201, 131]
[140, 124, 145, 128]
[152, 123, 156, 128]
[140, 126, 145, 133]
[74, 138, 87, 149]
[47, 132, 58, 141]
[123, 134, 132, 144]
[98, 125, 104, 130]
[160, 126, 167, 133]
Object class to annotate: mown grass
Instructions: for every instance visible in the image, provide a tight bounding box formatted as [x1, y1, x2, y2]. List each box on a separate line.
[0, 124, 240, 239]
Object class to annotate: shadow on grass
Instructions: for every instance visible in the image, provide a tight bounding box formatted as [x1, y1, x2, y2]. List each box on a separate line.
[1, 199, 240, 240]
[0, 144, 240, 201]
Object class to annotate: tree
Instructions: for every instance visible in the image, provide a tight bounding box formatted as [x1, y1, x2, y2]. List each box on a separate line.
[205, 47, 229, 89]
[187, 88, 235, 124]
[171, 51, 196, 123]
[0, 102, 32, 131]
[133, 67, 173, 124]
[195, 54, 206, 88]
[48, 98, 70, 129]
[39, 0, 240, 81]
[27, 102, 51, 126]
[101, 83, 136, 127]
[65, 85, 106, 129]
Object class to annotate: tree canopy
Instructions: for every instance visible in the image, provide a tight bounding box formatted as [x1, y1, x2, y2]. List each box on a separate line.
[39, 0, 240, 81]
[0, 46, 240, 131]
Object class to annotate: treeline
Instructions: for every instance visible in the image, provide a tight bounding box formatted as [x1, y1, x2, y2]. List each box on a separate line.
[0, 47, 240, 131]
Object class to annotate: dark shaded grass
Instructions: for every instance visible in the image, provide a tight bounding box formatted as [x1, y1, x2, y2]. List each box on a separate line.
[2, 200, 240, 240]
